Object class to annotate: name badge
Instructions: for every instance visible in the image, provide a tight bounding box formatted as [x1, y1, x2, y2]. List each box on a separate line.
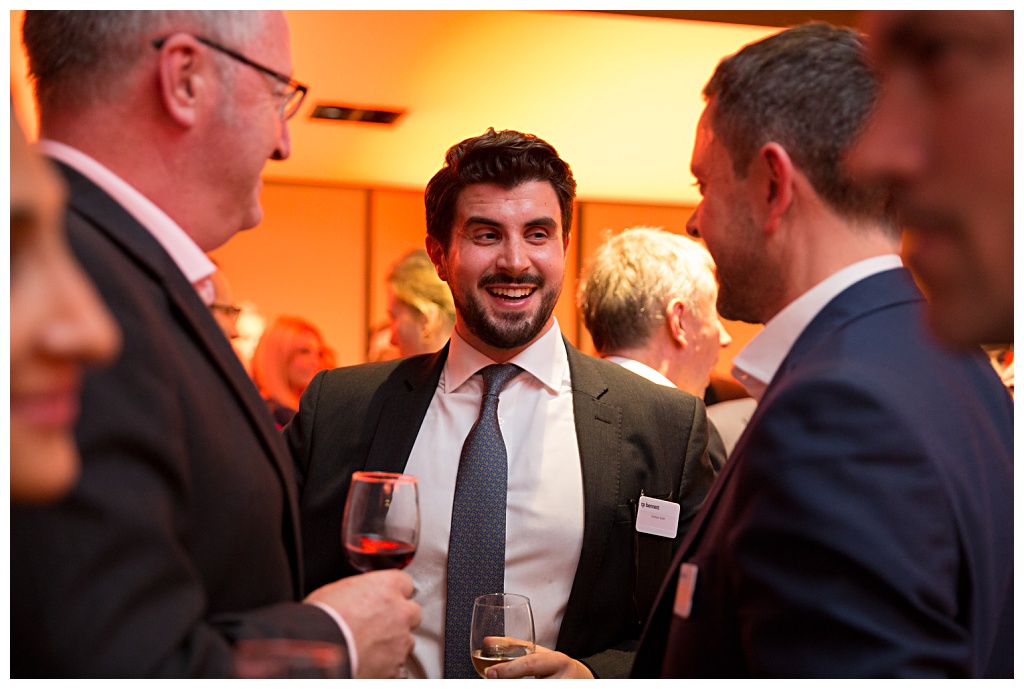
[635, 495, 680, 539]
[673, 563, 699, 619]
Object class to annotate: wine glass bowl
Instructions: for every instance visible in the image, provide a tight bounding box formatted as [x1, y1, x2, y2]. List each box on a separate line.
[470, 593, 535, 678]
[342, 472, 419, 572]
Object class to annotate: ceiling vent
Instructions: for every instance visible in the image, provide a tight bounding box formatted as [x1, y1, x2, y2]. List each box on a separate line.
[310, 104, 404, 125]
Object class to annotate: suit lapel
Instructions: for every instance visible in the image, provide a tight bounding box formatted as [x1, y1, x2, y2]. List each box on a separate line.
[58, 162, 309, 593]
[674, 267, 924, 561]
[364, 347, 449, 474]
[558, 341, 624, 644]
[772, 267, 923, 386]
[635, 268, 928, 673]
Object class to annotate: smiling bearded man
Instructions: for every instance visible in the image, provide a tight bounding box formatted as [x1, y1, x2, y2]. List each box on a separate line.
[285, 128, 723, 679]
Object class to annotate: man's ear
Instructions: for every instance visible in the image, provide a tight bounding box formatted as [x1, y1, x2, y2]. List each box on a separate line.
[666, 298, 688, 349]
[155, 34, 204, 128]
[757, 142, 795, 234]
[425, 235, 449, 282]
[419, 303, 441, 338]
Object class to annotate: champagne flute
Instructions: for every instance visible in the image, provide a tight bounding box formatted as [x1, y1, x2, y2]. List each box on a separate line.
[470, 593, 536, 678]
[342, 471, 419, 572]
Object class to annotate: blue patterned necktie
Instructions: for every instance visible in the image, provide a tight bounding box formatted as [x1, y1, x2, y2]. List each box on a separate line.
[443, 363, 523, 678]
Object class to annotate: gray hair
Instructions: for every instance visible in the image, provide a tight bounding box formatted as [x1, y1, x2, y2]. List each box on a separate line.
[578, 226, 718, 353]
[23, 10, 264, 115]
[704, 22, 896, 232]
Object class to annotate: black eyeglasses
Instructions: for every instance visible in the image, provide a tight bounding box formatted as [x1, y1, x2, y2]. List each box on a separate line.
[211, 302, 243, 324]
[152, 34, 308, 120]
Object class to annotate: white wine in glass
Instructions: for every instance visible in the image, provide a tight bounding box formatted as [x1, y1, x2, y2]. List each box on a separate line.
[342, 472, 419, 572]
[470, 593, 535, 678]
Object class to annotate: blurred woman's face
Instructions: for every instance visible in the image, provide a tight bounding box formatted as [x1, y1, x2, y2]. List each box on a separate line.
[387, 290, 430, 358]
[9, 116, 120, 502]
[287, 330, 327, 396]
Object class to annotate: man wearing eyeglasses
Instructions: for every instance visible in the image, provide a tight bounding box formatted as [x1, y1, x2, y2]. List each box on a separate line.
[12, 11, 419, 678]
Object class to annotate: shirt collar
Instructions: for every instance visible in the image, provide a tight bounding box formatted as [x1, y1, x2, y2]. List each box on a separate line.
[732, 254, 903, 400]
[443, 318, 566, 394]
[603, 356, 675, 388]
[37, 140, 216, 290]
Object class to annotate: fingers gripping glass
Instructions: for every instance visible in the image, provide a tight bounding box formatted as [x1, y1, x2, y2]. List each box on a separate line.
[152, 34, 308, 120]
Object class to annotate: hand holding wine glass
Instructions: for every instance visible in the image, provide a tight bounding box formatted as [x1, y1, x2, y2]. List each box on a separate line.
[470, 593, 536, 678]
[343, 472, 419, 572]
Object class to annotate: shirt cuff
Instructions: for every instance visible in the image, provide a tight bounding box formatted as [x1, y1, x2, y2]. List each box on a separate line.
[307, 601, 359, 677]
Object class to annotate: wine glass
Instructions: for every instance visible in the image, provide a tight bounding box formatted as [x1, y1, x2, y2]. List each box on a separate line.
[470, 593, 536, 678]
[234, 639, 349, 678]
[342, 471, 419, 572]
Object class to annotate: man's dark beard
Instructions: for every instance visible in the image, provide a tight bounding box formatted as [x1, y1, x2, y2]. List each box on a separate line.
[454, 274, 560, 350]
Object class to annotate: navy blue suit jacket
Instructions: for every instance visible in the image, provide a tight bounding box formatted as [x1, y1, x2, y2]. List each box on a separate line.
[632, 268, 1013, 678]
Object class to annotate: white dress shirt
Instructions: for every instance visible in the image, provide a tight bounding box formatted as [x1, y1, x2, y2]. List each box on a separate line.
[36, 139, 361, 671]
[403, 319, 585, 678]
[732, 255, 904, 400]
[603, 356, 675, 388]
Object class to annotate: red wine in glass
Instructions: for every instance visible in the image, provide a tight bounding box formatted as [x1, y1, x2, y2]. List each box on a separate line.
[345, 534, 416, 571]
[342, 472, 419, 572]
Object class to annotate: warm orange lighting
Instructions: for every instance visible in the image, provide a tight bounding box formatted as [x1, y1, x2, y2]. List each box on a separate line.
[10, 10, 775, 203]
[10, 10, 770, 367]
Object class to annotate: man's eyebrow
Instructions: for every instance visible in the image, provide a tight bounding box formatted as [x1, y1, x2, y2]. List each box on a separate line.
[524, 217, 557, 229]
[464, 213, 561, 229]
[464, 216, 558, 229]
[465, 215, 503, 227]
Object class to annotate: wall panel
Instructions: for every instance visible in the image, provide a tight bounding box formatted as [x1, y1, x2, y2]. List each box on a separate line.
[368, 189, 429, 336]
[210, 183, 369, 368]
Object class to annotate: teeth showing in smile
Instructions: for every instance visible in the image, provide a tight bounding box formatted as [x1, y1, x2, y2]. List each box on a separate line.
[488, 287, 535, 299]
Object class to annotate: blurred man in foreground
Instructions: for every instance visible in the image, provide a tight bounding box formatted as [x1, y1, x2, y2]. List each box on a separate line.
[846, 10, 1013, 349]
[12, 10, 418, 677]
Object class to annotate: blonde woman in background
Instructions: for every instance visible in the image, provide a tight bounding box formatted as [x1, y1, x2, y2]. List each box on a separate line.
[386, 248, 455, 357]
[251, 315, 332, 427]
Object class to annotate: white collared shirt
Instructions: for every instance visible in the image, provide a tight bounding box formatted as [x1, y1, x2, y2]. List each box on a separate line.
[37, 140, 216, 303]
[403, 319, 585, 678]
[603, 356, 675, 388]
[732, 255, 904, 400]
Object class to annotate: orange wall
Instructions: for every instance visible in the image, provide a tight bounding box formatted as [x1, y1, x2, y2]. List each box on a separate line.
[214, 181, 759, 374]
[368, 189, 429, 333]
[209, 183, 368, 367]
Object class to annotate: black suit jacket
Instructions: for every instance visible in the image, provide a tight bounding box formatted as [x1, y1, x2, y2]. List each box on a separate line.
[10, 163, 343, 677]
[632, 269, 1014, 678]
[285, 340, 720, 678]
